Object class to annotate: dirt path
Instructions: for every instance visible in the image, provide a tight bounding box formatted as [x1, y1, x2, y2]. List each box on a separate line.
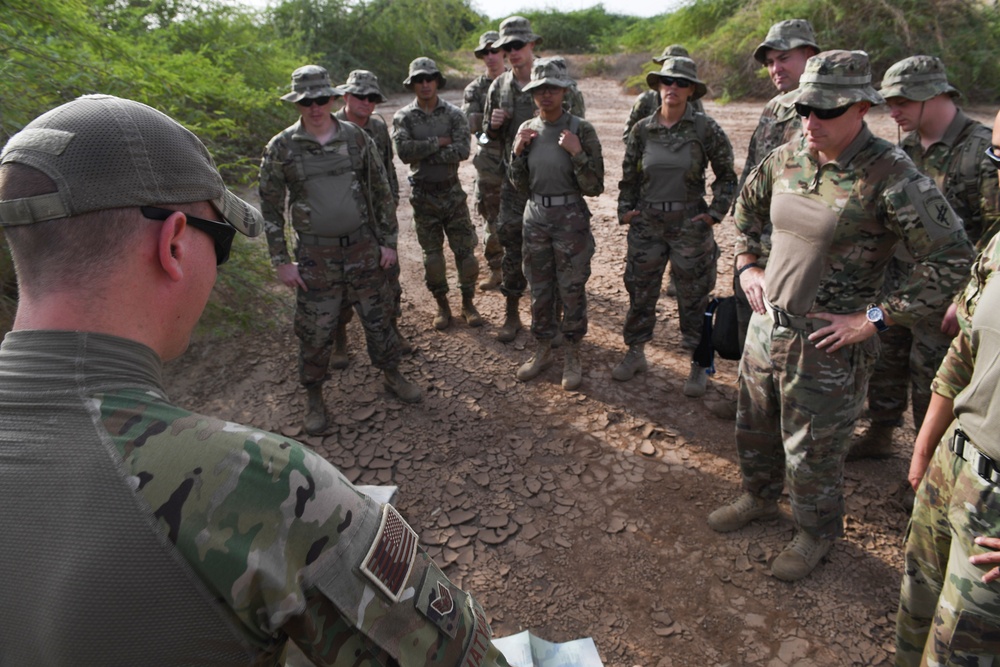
[164, 74, 996, 666]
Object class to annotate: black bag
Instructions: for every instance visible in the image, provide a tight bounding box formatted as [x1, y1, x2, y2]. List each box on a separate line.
[693, 296, 742, 369]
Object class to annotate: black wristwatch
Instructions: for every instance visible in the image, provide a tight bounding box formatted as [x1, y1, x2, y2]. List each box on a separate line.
[866, 303, 888, 332]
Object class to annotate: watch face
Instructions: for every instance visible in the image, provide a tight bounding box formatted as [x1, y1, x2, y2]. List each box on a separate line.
[866, 306, 881, 323]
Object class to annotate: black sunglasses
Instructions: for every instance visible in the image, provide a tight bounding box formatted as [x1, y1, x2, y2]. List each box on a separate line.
[501, 40, 527, 52]
[482, 47, 502, 55]
[986, 146, 1000, 170]
[349, 93, 382, 103]
[660, 76, 692, 88]
[411, 74, 437, 85]
[296, 96, 331, 107]
[141, 206, 236, 266]
[794, 103, 852, 120]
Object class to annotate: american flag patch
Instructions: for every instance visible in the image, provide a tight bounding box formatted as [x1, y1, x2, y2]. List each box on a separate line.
[361, 505, 418, 601]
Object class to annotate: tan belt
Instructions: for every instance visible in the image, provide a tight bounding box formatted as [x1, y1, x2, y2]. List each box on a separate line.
[531, 193, 582, 207]
[763, 299, 829, 333]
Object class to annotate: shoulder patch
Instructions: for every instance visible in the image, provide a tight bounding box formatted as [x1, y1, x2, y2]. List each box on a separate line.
[904, 179, 959, 241]
[415, 565, 464, 639]
[360, 504, 417, 602]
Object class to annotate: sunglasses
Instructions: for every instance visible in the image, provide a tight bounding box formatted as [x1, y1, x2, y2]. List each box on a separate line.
[141, 206, 236, 266]
[481, 48, 501, 55]
[532, 85, 563, 96]
[794, 103, 852, 120]
[501, 41, 527, 52]
[660, 76, 692, 88]
[296, 96, 331, 107]
[986, 146, 1000, 170]
[350, 93, 382, 103]
[411, 74, 437, 85]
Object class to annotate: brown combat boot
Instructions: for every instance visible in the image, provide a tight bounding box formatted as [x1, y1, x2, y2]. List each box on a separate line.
[497, 295, 522, 343]
[479, 267, 502, 291]
[461, 293, 484, 327]
[707, 493, 779, 532]
[383, 368, 423, 403]
[612, 343, 648, 381]
[516, 339, 552, 382]
[770, 531, 833, 582]
[846, 422, 896, 461]
[392, 319, 413, 355]
[330, 321, 349, 370]
[562, 341, 582, 391]
[303, 384, 328, 435]
[433, 294, 451, 331]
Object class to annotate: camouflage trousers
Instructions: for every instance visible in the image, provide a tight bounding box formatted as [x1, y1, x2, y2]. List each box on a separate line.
[622, 208, 719, 348]
[339, 261, 402, 327]
[896, 425, 1000, 665]
[522, 200, 594, 341]
[410, 182, 480, 296]
[294, 231, 400, 385]
[474, 169, 503, 271]
[496, 181, 529, 298]
[736, 312, 879, 539]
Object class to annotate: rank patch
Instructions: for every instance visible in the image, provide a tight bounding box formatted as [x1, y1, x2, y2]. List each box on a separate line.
[361, 505, 417, 602]
[416, 566, 464, 639]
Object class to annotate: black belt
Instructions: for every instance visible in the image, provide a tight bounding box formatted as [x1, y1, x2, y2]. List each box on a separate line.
[531, 193, 582, 207]
[298, 227, 366, 248]
[641, 200, 697, 212]
[412, 177, 459, 193]
[950, 428, 1000, 484]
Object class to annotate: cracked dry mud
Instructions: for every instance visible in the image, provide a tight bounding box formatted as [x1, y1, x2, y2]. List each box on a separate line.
[164, 67, 997, 666]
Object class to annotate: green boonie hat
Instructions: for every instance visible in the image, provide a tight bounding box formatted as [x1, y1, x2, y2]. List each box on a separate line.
[341, 70, 387, 103]
[645, 56, 709, 101]
[788, 50, 884, 109]
[879, 55, 960, 101]
[493, 16, 542, 49]
[653, 44, 690, 64]
[522, 57, 575, 93]
[0, 95, 262, 236]
[403, 57, 446, 89]
[474, 31, 501, 57]
[753, 19, 820, 64]
[281, 65, 344, 103]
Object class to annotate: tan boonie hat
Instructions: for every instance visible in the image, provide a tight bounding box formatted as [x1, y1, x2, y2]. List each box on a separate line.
[341, 70, 387, 103]
[492, 16, 542, 49]
[789, 50, 884, 108]
[280, 65, 344, 103]
[0, 95, 262, 236]
[753, 19, 820, 64]
[646, 56, 709, 101]
[653, 44, 690, 64]
[403, 57, 446, 89]
[474, 31, 501, 57]
[522, 57, 575, 93]
[879, 55, 960, 101]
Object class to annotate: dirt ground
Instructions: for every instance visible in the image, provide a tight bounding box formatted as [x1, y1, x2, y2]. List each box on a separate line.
[163, 69, 997, 666]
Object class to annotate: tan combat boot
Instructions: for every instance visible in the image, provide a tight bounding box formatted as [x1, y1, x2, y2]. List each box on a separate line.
[391, 319, 413, 355]
[383, 368, 423, 403]
[562, 341, 582, 391]
[433, 294, 451, 331]
[707, 493, 779, 532]
[497, 295, 522, 343]
[846, 422, 896, 461]
[479, 267, 502, 291]
[683, 362, 708, 397]
[770, 531, 833, 582]
[516, 339, 552, 382]
[330, 321, 349, 370]
[461, 294, 484, 327]
[303, 384, 328, 435]
[612, 343, 647, 381]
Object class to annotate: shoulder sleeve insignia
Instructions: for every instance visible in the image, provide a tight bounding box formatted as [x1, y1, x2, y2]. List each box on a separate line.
[904, 179, 958, 241]
[360, 504, 417, 602]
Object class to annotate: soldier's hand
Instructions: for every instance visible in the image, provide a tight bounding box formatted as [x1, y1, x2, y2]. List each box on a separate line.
[437, 136, 453, 148]
[739, 267, 767, 315]
[489, 108, 509, 130]
[940, 302, 959, 337]
[970, 537, 1000, 583]
[380, 246, 397, 269]
[276, 262, 307, 291]
[807, 311, 875, 353]
[558, 129, 582, 156]
[513, 128, 538, 156]
[691, 213, 715, 226]
[621, 210, 641, 225]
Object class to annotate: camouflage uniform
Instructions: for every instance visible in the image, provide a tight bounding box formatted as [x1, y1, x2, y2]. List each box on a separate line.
[0, 330, 509, 666]
[259, 117, 401, 384]
[463, 73, 505, 272]
[622, 90, 704, 143]
[896, 234, 1000, 665]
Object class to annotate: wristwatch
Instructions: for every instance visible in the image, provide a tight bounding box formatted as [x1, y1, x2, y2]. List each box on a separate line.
[866, 303, 888, 332]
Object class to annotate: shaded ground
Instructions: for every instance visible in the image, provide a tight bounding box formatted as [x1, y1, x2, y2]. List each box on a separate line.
[164, 72, 996, 666]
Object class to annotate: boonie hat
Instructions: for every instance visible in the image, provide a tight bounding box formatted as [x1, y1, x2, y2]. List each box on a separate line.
[403, 57, 446, 89]
[493, 16, 542, 49]
[753, 19, 820, 64]
[879, 55, 960, 101]
[522, 57, 575, 93]
[0, 94, 262, 236]
[475, 31, 501, 58]
[788, 50, 884, 109]
[280, 65, 344, 103]
[341, 70, 387, 103]
[653, 44, 690, 64]
[646, 56, 709, 101]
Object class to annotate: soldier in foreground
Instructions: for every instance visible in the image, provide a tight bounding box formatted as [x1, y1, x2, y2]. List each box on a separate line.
[0, 94, 509, 666]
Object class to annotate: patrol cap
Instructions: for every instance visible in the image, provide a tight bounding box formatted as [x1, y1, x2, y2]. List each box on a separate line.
[879, 55, 960, 101]
[653, 44, 690, 64]
[753, 19, 820, 64]
[280, 65, 345, 103]
[645, 56, 708, 101]
[0, 95, 262, 237]
[788, 50, 884, 109]
[403, 57, 446, 89]
[492, 16, 542, 49]
[522, 57, 575, 93]
[474, 31, 501, 58]
[341, 69, 387, 103]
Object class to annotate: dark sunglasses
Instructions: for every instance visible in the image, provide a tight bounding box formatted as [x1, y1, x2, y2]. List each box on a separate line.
[350, 93, 382, 103]
[410, 74, 437, 85]
[481, 47, 501, 55]
[660, 76, 692, 88]
[986, 146, 1000, 170]
[794, 103, 852, 120]
[296, 96, 331, 107]
[141, 206, 236, 266]
[501, 40, 527, 52]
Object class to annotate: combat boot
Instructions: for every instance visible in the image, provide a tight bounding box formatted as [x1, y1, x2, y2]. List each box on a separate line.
[516, 340, 552, 382]
[303, 384, 328, 435]
[612, 343, 647, 382]
[770, 531, 833, 582]
[330, 321, 349, 369]
[433, 294, 451, 331]
[383, 368, 423, 403]
[392, 319, 413, 355]
[497, 295, 522, 343]
[479, 267, 502, 291]
[683, 362, 708, 398]
[562, 341, 582, 391]
[461, 293, 484, 327]
[707, 493, 779, 533]
[846, 422, 896, 461]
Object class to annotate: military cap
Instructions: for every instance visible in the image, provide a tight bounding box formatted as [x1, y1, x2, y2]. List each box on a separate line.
[522, 57, 575, 93]
[474, 31, 501, 58]
[280, 65, 344, 103]
[788, 50, 884, 108]
[753, 19, 820, 64]
[341, 69, 387, 103]
[403, 57, 446, 89]
[653, 44, 691, 64]
[492, 16, 542, 49]
[879, 55, 960, 101]
[646, 56, 709, 101]
[0, 95, 263, 236]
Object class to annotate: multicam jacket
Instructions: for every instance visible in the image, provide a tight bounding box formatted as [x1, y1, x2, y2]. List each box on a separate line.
[258, 116, 398, 266]
[618, 104, 737, 224]
[734, 92, 802, 213]
[735, 124, 975, 325]
[621, 89, 704, 143]
[392, 97, 470, 182]
[462, 73, 499, 139]
[509, 114, 604, 198]
[335, 109, 400, 203]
